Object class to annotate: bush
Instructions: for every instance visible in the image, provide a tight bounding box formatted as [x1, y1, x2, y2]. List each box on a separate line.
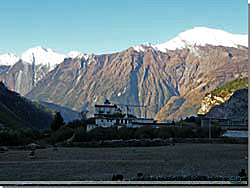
[73, 127, 87, 142]
[87, 127, 118, 141]
[211, 77, 248, 98]
[155, 127, 173, 139]
[117, 127, 136, 140]
[0, 129, 33, 146]
[195, 126, 223, 138]
[67, 119, 84, 129]
[18, 128, 43, 140]
[134, 126, 157, 139]
[48, 126, 74, 144]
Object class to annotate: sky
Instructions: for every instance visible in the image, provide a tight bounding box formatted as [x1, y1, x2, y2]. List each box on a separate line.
[0, 0, 247, 55]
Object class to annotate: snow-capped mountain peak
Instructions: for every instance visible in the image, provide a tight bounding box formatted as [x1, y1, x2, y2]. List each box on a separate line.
[68, 51, 89, 60]
[133, 42, 156, 52]
[68, 51, 83, 58]
[21, 46, 67, 70]
[134, 27, 248, 52]
[0, 53, 20, 66]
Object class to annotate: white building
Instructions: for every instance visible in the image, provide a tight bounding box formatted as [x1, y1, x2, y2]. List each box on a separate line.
[88, 99, 156, 129]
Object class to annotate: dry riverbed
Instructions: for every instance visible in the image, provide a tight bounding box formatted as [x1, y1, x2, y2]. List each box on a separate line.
[0, 143, 247, 181]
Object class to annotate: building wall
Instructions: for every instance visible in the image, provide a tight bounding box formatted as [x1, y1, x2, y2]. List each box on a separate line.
[95, 106, 120, 115]
[95, 118, 133, 127]
[133, 118, 154, 124]
[96, 118, 116, 127]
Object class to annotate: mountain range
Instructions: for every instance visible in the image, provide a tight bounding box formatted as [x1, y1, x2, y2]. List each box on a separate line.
[0, 27, 248, 121]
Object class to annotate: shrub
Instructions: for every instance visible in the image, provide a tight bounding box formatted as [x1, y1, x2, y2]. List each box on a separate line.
[117, 127, 136, 140]
[195, 126, 223, 138]
[134, 126, 157, 139]
[73, 127, 87, 142]
[87, 127, 118, 141]
[156, 127, 173, 139]
[211, 77, 248, 98]
[0, 129, 33, 146]
[48, 126, 74, 144]
[67, 119, 84, 129]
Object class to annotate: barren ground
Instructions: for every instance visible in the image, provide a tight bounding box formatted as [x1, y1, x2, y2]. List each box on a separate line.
[0, 143, 247, 181]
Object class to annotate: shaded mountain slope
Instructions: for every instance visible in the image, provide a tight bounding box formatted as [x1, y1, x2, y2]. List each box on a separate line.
[205, 89, 248, 121]
[38, 101, 80, 123]
[0, 82, 53, 129]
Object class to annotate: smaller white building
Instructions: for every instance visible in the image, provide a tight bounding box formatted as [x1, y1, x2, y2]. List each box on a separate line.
[94, 99, 122, 116]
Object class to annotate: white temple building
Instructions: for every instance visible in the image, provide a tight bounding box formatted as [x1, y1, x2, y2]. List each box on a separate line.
[86, 99, 158, 131]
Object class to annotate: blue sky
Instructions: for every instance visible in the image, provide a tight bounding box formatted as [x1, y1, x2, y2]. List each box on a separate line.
[0, 0, 247, 55]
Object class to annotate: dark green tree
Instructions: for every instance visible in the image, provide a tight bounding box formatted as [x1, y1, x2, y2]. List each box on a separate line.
[51, 112, 64, 131]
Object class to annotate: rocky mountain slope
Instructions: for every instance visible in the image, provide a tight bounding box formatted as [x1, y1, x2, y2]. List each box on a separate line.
[0, 27, 248, 121]
[204, 88, 248, 121]
[27, 44, 248, 120]
[198, 77, 248, 115]
[0, 47, 70, 95]
[0, 82, 53, 129]
[38, 101, 80, 123]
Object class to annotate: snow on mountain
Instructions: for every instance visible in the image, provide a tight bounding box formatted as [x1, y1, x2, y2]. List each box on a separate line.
[0, 47, 90, 71]
[133, 42, 156, 52]
[1, 27, 247, 67]
[68, 51, 89, 60]
[21, 46, 67, 71]
[134, 27, 248, 52]
[68, 51, 82, 58]
[0, 53, 20, 66]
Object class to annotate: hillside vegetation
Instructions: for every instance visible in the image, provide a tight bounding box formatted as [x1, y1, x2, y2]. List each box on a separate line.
[0, 82, 53, 129]
[211, 77, 248, 98]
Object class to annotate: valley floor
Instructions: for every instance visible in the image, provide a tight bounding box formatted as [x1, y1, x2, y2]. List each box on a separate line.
[0, 143, 247, 181]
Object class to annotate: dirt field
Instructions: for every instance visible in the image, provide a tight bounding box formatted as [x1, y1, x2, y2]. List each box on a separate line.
[0, 143, 247, 181]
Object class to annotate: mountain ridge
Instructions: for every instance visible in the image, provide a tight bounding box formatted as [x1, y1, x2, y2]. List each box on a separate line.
[26, 44, 248, 121]
[0, 27, 248, 121]
[0, 27, 247, 67]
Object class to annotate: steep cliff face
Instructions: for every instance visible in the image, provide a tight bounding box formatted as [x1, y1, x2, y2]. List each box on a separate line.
[0, 61, 34, 95]
[26, 45, 248, 120]
[154, 45, 248, 120]
[0, 47, 67, 95]
[205, 89, 248, 121]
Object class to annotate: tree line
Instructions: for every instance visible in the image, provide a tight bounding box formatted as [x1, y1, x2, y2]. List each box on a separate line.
[0, 112, 224, 146]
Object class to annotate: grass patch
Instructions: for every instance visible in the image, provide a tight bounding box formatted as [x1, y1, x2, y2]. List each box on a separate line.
[211, 77, 248, 98]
